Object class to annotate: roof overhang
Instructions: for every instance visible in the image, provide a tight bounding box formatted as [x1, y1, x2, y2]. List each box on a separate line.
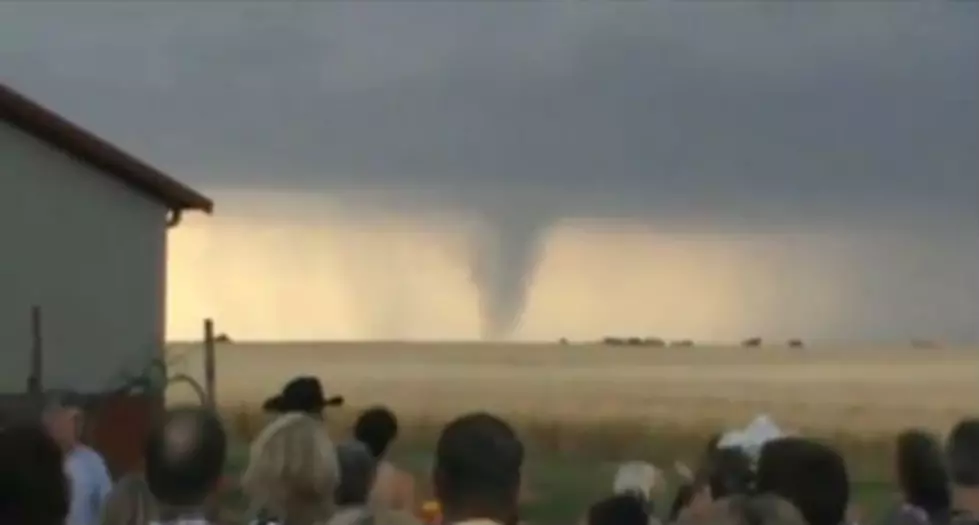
[0, 83, 213, 214]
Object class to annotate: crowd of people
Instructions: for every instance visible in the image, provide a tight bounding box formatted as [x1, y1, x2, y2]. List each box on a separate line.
[3, 374, 979, 525]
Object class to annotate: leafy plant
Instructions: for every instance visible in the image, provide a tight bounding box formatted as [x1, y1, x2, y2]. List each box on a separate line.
[108, 351, 207, 405]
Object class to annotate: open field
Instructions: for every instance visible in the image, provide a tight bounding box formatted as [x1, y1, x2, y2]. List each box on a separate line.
[171, 342, 978, 524]
[168, 342, 979, 435]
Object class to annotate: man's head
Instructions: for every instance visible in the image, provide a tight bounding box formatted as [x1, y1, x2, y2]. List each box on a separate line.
[706, 447, 755, 500]
[353, 406, 398, 459]
[896, 429, 949, 515]
[433, 412, 524, 522]
[144, 406, 227, 508]
[947, 418, 979, 489]
[755, 437, 849, 525]
[335, 440, 378, 506]
[41, 392, 85, 450]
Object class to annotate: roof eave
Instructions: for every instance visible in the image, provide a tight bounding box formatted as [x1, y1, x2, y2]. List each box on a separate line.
[0, 83, 215, 215]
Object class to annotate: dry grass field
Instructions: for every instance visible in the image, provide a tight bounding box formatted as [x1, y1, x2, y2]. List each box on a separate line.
[167, 342, 978, 524]
[168, 341, 979, 436]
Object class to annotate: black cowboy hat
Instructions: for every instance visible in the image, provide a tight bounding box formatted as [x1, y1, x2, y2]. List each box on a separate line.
[262, 376, 344, 415]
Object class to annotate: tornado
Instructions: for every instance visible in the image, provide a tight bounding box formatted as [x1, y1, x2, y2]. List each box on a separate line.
[468, 214, 544, 341]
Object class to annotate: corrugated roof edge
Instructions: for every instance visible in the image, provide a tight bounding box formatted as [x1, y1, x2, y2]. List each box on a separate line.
[0, 83, 213, 213]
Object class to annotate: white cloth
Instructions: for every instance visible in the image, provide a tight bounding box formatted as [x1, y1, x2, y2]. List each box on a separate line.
[613, 461, 661, 502]
[65, 445, 113, 525]
[717, 414, 785, 461]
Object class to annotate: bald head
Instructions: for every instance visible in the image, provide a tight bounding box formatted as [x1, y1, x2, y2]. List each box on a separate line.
[145, 406, 227, 508]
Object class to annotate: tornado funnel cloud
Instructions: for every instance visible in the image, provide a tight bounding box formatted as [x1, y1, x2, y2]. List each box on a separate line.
[469, 217, 544, 341]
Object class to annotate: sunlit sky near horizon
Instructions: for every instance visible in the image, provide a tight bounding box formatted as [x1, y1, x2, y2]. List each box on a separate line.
[3, 2, 978, 343]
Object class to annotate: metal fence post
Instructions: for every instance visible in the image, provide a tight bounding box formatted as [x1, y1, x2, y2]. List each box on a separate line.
[28, 306, 43, 395]
[203, 319, 216, 408]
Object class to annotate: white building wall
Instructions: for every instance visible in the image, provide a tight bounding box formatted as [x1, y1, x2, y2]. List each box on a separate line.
[0, 122, 168, 393]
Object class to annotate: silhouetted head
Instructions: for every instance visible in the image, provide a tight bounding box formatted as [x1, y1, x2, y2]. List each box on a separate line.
[588, 495, 649, 525]
[707, 447, 755, 500]
[335, 441, 377, 506]
[947, 419, 979, 488]
[756, 437, 849, 525]
[433, 412, 524, 524]
[896, 429, 950, 518]
[354, 406, 399, 459]
[0, 422, 70, 525]
[145, 406, 227, 508]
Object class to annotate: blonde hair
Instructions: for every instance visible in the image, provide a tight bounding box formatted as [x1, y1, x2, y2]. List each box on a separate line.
[242, 413, 340, 524]
[101, 474, 158, 525]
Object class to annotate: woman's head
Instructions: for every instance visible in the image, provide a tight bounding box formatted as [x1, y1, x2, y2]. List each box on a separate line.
[241, 413, 339, 522]
[353, 406, 398, 460]
[101, 474, 159, 525]
[896, 429, 950, 516]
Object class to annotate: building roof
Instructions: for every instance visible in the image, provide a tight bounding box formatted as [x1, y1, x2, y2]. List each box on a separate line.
[0, 83, 213, 213]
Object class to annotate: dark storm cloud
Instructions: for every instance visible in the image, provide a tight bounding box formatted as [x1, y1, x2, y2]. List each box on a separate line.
[2, 1, 976, 229]
[2, 2, 978, 340]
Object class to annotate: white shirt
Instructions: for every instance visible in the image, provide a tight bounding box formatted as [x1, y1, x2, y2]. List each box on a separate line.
[65, 445, 113, 525]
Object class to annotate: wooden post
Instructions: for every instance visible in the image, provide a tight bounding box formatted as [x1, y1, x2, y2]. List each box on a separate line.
[28, 306, 43, 395]
[203, 319, 216, 408]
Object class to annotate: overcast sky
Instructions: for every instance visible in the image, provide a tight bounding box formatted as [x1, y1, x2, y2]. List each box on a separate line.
[3, 2, 978, 343]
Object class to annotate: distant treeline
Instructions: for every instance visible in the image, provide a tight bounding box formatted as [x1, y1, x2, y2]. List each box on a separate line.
[580, 337, 806, 348]
[562, 337, 942, 349]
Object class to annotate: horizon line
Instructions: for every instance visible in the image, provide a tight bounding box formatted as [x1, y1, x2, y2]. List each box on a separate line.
[164, 337, 965, 347]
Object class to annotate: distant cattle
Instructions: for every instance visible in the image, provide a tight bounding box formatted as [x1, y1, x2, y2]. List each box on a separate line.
[911, 339, 940, 350]
[742, 337, 763, 348]
[601, 336, 669, 348]
[788, 339, 804, 348]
